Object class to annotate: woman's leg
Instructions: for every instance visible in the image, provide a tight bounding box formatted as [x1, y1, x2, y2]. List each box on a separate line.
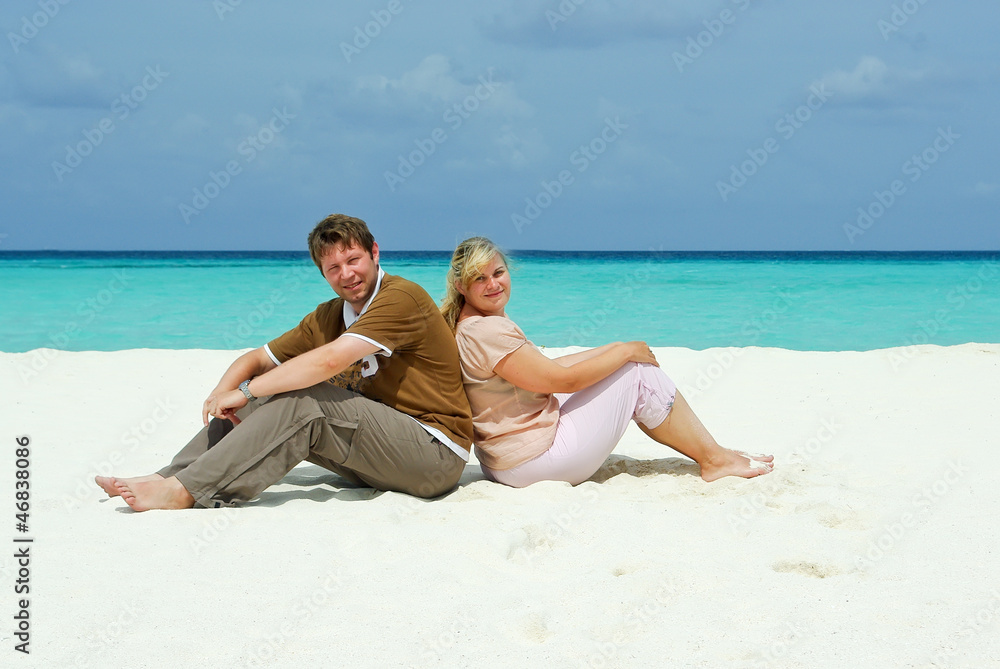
[636, 376, 772, 481]
[488, 363, 667, 486]
[487, 362, 772, 487]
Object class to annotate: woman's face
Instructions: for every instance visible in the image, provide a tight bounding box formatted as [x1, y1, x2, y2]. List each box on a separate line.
[459, 254, 511, 317]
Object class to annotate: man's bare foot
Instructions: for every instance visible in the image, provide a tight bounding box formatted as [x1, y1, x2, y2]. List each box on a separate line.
[116, 476, 195, 512]
[700, 448, 774, 482]
[95, 474, 164, 498]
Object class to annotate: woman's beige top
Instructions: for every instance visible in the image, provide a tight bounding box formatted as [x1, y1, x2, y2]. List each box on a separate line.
[454, 315, 560, 470]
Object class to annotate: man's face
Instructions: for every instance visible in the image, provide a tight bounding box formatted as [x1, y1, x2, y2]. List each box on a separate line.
[319, 241, 380, 312]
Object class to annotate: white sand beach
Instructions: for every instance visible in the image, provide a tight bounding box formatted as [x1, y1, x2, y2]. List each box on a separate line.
[2, 344, 999, 668]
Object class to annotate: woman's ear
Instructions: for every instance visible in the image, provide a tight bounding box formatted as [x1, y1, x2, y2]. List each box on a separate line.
[454, 279, 466, 297]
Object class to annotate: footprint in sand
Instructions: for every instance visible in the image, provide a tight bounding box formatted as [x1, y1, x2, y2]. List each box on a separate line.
[771, 560, 842, 579]
[506, 525, 556, 562]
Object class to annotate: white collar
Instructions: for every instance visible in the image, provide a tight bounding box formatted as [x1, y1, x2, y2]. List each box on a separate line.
[343, 267, 385, 328]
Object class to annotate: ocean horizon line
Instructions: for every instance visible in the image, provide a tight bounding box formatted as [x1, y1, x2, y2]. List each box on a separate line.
[2, 249, 998, 256]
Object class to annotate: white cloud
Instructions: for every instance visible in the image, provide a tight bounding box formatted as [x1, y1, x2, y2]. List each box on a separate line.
[6, 47, 112, 108]
[356, 55, 533, 118]
[358, 55, 463, 100]
[815, 56, 925, 102]
[973, 182, 998, 196]
[493, 125, 548, 168]
[171, 113, 210, 137]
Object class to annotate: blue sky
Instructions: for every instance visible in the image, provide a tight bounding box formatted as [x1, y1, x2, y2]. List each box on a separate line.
[1, 0, 997, 251]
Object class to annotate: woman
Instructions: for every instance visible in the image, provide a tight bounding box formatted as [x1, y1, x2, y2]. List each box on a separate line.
[440, 237, 773, 488]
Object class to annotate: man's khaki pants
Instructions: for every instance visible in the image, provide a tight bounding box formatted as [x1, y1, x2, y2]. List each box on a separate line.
[157, 383, 465, 507]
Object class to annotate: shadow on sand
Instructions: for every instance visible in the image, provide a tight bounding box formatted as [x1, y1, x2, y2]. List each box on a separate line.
[587, 454, 699, 483]
[243, 455, 698, 507]
[245, 463, 488, 507]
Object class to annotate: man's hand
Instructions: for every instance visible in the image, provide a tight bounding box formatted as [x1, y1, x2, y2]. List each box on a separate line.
[200, 348, 276, 426]
[202, 389, 248, 426]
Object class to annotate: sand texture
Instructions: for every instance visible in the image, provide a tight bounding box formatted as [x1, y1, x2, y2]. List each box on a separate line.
[2, 344, 999, 668]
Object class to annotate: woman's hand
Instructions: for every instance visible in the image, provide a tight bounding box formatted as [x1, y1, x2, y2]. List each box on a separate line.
[621, 341, 659, 367]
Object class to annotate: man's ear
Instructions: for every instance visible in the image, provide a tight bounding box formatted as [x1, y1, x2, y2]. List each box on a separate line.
[370, 241, 380, 263]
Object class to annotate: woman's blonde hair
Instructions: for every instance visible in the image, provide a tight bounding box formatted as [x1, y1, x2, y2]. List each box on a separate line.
[440, 236, 510, 331]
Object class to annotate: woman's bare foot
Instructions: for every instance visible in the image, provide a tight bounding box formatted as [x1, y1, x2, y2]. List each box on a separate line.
[700, 448, 774, 482]
[736, 450, 774, 464]
[116, 476, 195, 512]
[95, 474, 164, 498]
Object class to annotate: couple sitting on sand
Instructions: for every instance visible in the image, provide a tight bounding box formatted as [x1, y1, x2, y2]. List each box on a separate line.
[97, 214, 772, 511]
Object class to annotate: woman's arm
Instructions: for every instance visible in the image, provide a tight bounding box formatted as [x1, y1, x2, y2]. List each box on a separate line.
[493, 340, 657, 395]
[551, 343, 621, 367]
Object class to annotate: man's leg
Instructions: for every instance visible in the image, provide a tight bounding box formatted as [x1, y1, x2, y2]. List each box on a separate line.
[96, 399, 264, 498]
[121, 383, 464, 510]
[308, 390, 465, 498]
[158, 398, 265, 477]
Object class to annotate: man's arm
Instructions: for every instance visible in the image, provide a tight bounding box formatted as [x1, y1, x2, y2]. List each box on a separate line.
[202, 347, 277, 425]
[206, 336, 380, 423]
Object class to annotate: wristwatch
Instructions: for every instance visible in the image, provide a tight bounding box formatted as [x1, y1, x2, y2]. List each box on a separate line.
[238, 379, 257, 402]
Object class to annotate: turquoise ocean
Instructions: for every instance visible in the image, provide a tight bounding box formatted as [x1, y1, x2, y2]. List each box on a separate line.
[2, 251, 999, 353]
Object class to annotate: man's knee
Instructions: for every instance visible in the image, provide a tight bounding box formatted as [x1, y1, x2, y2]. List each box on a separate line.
[270, 384, 361, 420]
[207, 415, 237, 444]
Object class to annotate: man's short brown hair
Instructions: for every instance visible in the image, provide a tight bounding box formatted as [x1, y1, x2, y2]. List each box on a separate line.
[307, 214, 376, 269]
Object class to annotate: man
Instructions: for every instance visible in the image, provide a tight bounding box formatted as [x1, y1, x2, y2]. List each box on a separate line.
[96, 214, 474, 511]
